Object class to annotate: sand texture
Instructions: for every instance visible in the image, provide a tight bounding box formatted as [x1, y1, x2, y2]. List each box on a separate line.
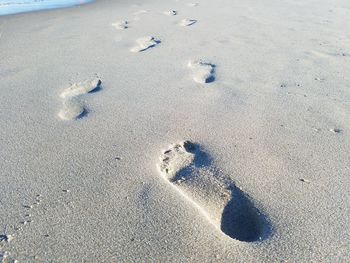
[0, 0, 350, 262]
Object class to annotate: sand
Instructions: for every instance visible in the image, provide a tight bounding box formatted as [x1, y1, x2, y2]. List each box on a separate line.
[0, 0, 350, 262]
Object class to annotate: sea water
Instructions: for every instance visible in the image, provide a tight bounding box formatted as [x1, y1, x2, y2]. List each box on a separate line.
[0, 0, 93, 16]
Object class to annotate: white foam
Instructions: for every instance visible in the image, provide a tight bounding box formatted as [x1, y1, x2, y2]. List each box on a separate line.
[158, 141, 270, 241]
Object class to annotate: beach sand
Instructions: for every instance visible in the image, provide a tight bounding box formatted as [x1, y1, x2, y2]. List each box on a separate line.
[0, 0, 349, 261]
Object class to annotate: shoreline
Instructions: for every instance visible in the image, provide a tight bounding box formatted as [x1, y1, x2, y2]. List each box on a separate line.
[0, 0, 94, 16]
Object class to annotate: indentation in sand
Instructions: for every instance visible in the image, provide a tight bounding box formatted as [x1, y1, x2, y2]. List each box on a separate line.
[58, 77, 101, 121]
[112, 20, 128, 30]
[130, 36, 161, 52]
[188, 60, 216, 84]
[299, 178, 311, 183]
[158, 141, 271, 242]
[164, 10, 177, 16]
[180, 19, 197, 26]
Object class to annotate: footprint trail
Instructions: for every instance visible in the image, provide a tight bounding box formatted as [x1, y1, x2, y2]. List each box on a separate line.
[158, 141, 271, 242]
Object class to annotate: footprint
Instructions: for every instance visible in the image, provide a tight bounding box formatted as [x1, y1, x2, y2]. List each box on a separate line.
[180, 19, 197, 26]
[112, 20, 128, 30]
[188, 60, 216, 84]
[314, 77, 325, 81]
[299, 178, 311, 183]
[330, 128, 342, 133]
[164, 10, 177, 16]
[58, 78, 101, 120]
[130, 36, 161, 52]
[60, 78, 101, 99]
[158, 141, 271, 242]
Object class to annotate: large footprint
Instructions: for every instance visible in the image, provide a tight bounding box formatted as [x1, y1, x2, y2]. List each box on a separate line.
[158, 141, 271, 242]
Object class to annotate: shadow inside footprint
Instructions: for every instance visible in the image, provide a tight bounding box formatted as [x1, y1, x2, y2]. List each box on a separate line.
[139, 40, 161, 52]
[205, 64, 216, 83]
[183, 141, 212, 168]
[205, 75, 215, 83]
[221, 186, 272, 242]
[76, 108, 88, 119]
[88, 79, 102, 94]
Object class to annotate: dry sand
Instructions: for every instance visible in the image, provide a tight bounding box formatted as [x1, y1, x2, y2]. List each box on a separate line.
[0, 0, 350, 262]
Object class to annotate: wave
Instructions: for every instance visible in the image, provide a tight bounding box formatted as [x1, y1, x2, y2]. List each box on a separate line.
[0, 0, 93, 15]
